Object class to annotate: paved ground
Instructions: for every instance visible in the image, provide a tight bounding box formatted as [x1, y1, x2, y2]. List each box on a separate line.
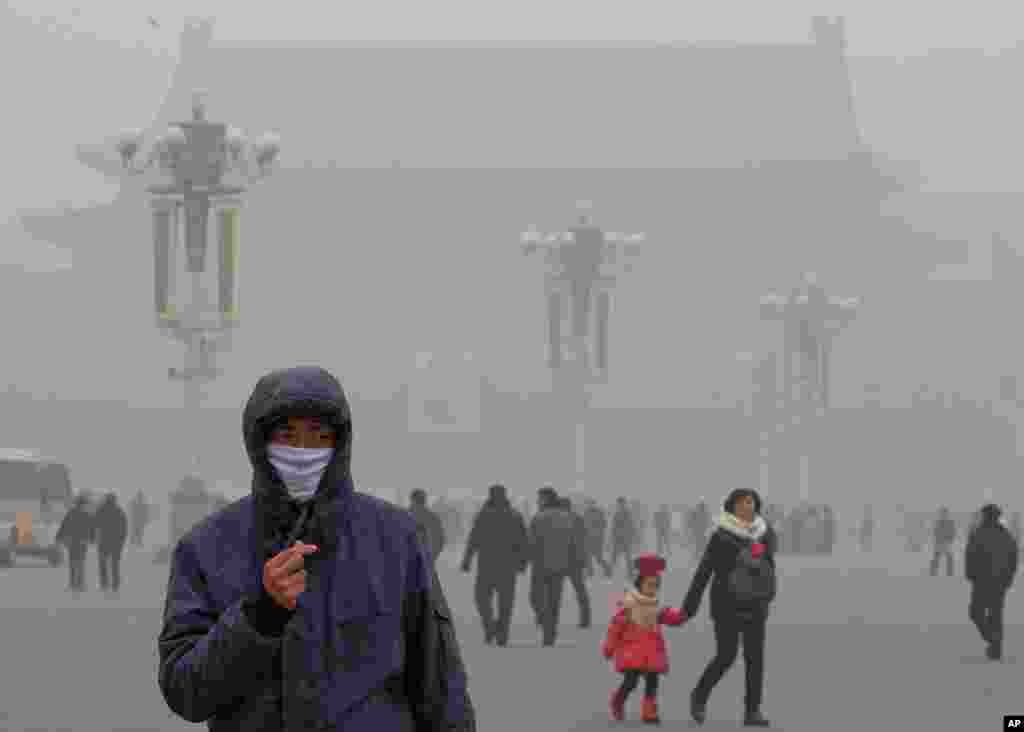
[0, 542, 1018, 731]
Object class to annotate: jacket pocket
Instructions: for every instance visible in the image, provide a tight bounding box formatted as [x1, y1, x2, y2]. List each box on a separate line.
[331, 610, 402, 673]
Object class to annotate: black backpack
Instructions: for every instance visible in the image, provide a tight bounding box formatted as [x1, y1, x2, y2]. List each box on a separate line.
[726, 535, 777, 605]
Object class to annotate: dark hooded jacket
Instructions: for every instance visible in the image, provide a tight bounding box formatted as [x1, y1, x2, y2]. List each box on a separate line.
[462, 489, 528, 575]
[528, 500, 580, 574]
[94, 494, 128, 552]
[56, 497, 94, 555]
[965, 515, 1018, 587]
[157, 366, 476, 732]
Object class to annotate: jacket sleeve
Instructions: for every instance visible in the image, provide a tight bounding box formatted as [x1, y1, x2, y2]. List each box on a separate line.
[514, 514, 529, 570]
[1008, 537, 1019, 585]
[403, 529, 476, 732]
[964, 533, 978, 582]
[764, 525, 778, 569]
[461, 512, 481, 566]
[527, 515, 541, 565]
[435, 514, 447, 556]
[682, 534, 717, 619]
[157, 538, 285, 723]
[602, 609, 626, 657]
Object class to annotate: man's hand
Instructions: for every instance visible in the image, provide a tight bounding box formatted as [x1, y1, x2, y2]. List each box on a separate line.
[263, 541, 318, 610]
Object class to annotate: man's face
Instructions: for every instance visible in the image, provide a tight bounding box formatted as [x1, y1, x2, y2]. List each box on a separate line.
[269, 416, 337, 449]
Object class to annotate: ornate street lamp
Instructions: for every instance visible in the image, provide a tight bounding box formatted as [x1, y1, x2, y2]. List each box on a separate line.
[521, 200, 645, 498]
[759, 272, 860, 503]
[93, 90, 280, 482]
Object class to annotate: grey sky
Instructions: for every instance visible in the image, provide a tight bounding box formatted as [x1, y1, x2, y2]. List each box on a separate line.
[4, 0, 1023, 221]
[2, 0, 1023, 407]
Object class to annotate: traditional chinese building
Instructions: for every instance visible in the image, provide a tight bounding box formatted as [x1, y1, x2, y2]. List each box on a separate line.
[18, 17, 1018, 511]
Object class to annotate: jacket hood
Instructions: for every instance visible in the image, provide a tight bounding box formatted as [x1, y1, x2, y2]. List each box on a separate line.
[483, 495, 511, 510]
[243, 366, 352, 497]
[242, 367, 354, 557]
[716, 511, 768, 541]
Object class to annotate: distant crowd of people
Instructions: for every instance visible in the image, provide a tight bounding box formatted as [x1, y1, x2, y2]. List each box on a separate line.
[53, 489, 151, 594]
[145, 364, 1022, 731]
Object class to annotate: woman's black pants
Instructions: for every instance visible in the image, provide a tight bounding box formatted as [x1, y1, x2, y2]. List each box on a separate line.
[692, 612, 766, 713]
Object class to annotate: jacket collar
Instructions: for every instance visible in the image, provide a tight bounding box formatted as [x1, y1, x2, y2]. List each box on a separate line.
[716, 511, 768, 541]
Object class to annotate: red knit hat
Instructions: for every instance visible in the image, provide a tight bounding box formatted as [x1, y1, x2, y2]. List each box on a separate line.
[634, 554, 667, 578]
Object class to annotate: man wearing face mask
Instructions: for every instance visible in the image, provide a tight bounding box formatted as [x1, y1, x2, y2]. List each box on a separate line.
[157, 366, 476, 732]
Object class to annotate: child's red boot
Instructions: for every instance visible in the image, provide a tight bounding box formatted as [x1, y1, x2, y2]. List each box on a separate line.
[641, 696, 660, 724]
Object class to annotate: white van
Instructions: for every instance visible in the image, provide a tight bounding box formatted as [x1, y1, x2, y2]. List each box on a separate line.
[0, 449, 73, 567]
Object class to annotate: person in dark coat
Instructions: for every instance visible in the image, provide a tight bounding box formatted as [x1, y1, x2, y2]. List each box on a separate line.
[930, 506, 957, 577]
[561, 496, 592, 629]
[94, 492, 128, 593]
[157, 366, 476, 731]
[609, 497, 636, 579]
[56, 495, 94, 593]
[410, 489, 446, 565]
[528, 486, 579, 646]
[964, 503, 1019, 661]
[460, 483, 528, 646]
[679, 488, 777, 727]
[583, 498, 610, 578]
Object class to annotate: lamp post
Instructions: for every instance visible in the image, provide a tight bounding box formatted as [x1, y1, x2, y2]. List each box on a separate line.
[97, 89, 280, 482]
[521, 200, 644, 496]
[759, 272, 859, 503]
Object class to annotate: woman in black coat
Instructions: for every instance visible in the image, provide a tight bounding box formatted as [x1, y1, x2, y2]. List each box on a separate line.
[679, 489, 777, 727]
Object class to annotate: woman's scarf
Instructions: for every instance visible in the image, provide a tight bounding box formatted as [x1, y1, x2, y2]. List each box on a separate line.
[716, 511, 768, 542]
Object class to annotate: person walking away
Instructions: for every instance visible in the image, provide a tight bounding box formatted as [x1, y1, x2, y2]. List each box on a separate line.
[965, 503, 1019, 661]
[128, 489, 151, 547]
[94, 493, 128, 594]
[528, 487, 551, 624]
[583, 498, 610, 578]
[157, 366, 475, 730]
[56, 495, 94, 593]
[603, 554, 685, 724]
[929, 506, 957, 576]
[410, 489, 446, 566]
[610, 498, 637, 579]
[681, 489, 777, 727]
[561, 497, 592, 629]
[654, 505, 672, 558]
[460, 483, 528, 646]
[528, 487, 579, 646]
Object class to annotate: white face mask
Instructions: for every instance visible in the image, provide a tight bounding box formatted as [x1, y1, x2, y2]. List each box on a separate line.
[266, 444, 335, 503]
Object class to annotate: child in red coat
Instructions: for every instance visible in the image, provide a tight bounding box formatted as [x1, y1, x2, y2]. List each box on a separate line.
[602, 554, 685, 724]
